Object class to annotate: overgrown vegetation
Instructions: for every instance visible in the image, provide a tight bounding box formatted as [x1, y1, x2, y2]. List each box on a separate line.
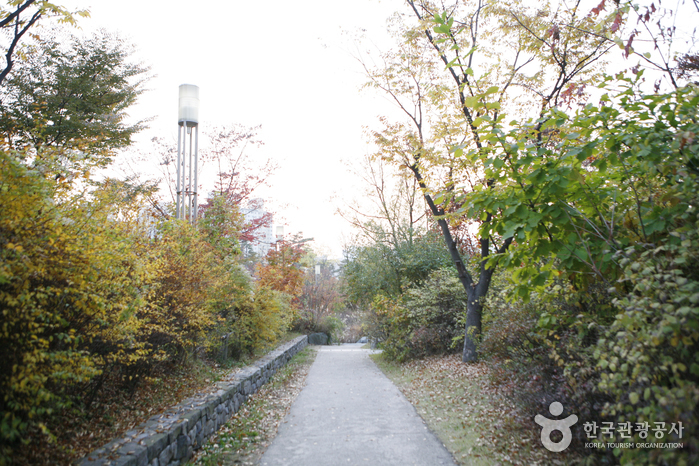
[0, 14, 307, 464]
[360, 267, 469, 362]
[476, 81, 699, 465]
[11, 358, 221, 465]
[346, 1, 699, 464]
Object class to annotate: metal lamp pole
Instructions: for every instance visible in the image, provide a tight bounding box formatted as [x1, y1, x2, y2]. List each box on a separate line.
[176, 84, 199, 223]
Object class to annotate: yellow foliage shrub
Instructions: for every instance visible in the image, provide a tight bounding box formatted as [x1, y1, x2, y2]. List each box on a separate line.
[1, 154, 102, 449]
[0, 154, 297, 460]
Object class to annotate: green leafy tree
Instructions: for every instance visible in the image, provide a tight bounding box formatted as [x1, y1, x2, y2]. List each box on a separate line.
[497, 82, 698, 465]
[343, 229, 451, 307]
[455, 45, 698, 457]
[363, 0, 617, 361]
[0, 29, 149, 176]
[340, 154, 454, 306]
[0, 0, 89, 85]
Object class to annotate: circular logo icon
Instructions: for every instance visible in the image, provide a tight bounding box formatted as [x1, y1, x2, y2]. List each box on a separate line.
[534, 402, 578, 452]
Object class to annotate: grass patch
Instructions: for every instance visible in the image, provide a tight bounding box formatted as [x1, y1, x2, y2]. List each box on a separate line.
[190, 345, 318, 465]
[371, 352, 546, 465]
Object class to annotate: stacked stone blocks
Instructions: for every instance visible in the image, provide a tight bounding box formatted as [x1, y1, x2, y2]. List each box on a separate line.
[78, 335, 308, 466]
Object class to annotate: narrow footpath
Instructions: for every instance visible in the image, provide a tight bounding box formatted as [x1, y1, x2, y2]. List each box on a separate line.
[260, 344, 457, 466]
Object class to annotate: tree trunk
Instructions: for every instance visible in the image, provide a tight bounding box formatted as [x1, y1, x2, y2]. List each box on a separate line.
[434, 215, 481, 362]
[462, 259, 497, 362]
[417, 182, 482, 362]
[462, 297, 481, 362]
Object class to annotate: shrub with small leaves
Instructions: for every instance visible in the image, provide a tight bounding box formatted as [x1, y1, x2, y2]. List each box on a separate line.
[593, 225, 699, 465]
[373, 268, 467, 362]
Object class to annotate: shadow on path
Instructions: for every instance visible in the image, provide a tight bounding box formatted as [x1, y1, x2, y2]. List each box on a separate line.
[261, 343, 457, 465]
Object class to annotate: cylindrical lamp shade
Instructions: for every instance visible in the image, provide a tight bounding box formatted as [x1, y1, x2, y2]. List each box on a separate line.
[178, 84, 199, 126]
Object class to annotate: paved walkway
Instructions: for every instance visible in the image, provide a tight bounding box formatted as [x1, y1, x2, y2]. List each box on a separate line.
[261, 344, 457, 466]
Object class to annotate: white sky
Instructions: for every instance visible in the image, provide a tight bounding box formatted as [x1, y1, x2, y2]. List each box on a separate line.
[58, 0, 404, 259]
[48, 0, 699, 259]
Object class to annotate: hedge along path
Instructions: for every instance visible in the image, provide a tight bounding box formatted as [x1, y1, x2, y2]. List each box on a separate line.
[78, 336, 308, 466]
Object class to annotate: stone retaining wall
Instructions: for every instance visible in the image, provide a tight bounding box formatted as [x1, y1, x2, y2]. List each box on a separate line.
[78, 335, 309, 466]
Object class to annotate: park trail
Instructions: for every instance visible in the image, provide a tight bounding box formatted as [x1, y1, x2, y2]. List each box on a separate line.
[260, 343, 457, 466]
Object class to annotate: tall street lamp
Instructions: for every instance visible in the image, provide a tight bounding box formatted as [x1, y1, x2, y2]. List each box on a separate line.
[176, 84, 199, 223]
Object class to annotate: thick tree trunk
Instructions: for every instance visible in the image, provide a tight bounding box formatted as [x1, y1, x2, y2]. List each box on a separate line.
[462, 259, 497, 362]
[462, 297, 481, 362]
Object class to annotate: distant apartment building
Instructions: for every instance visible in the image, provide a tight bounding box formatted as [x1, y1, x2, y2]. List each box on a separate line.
[241, 198, 273, 259]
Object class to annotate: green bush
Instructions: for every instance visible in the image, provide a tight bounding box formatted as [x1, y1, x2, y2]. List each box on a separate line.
[480, 278, 619, 463]
[478, 83, 699, 465]
[370, 268, 467, 362]
[293, 314, 344, 344]
[342, 229, 452, 308]
[593, 227, 699, 465]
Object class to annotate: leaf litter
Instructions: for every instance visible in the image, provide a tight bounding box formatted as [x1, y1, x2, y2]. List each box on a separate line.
[371, 352, 552, 465]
